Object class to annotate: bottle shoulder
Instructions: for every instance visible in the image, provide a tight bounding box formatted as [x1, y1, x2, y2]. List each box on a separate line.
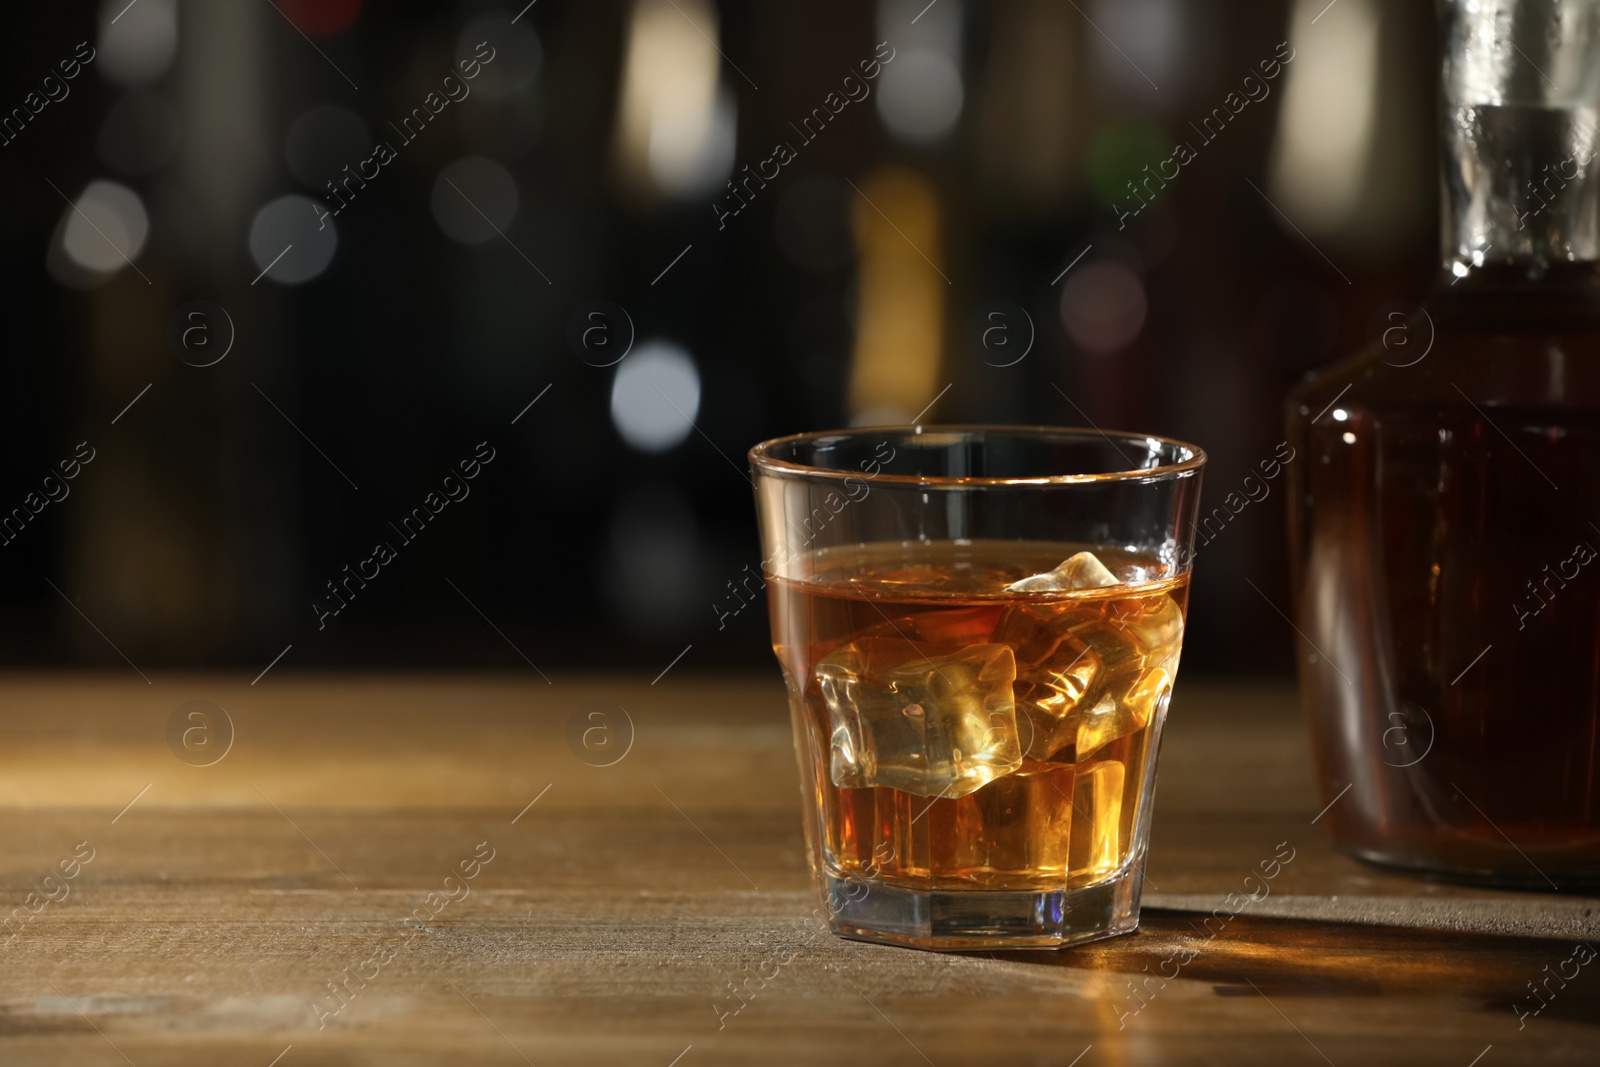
[1288, 308, 1600, 426]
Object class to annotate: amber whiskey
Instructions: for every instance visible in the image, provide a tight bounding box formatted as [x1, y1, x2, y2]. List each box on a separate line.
[768, 540, 1188, 896]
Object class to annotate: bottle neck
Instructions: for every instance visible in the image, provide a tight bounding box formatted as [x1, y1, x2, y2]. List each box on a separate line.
[1440, 0, 1600, 276]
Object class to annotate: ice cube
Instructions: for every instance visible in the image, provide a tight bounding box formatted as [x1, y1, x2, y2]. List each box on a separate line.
[1062, 594, 1183, 683]
[994, 604, 1107, 761]
[816, 639, 1022, 798]
[1101, 594, 1185, 658]
[1013, 639, 1101, 762]
[1075, 667, 1171, 760]
[992, 604, 1085, 668]
[1005, 551, 1122, 593]
[941, 758, 1075, 881]
[996, 588, 1181, 763]
[1070, 759, 1126, 881]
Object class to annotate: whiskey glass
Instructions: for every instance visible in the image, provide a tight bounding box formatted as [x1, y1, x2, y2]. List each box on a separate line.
[751, 426, 1205, 949]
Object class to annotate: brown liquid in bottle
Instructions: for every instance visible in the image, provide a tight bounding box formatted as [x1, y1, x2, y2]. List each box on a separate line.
[1288, 264, 1600, 887]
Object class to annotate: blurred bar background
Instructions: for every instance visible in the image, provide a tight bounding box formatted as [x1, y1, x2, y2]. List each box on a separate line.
[0, 0, 1436, 675]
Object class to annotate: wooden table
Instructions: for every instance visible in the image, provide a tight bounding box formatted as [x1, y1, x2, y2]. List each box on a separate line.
[0, 674, 1594, 1065]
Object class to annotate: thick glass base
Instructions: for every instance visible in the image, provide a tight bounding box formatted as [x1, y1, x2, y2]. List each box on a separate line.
[822, 863, 1145, 951]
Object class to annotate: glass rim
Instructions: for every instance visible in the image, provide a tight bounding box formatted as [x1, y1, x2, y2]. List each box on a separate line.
[748, 424, 1207, 487]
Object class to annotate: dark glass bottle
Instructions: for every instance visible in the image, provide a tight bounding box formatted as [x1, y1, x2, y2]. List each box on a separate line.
[1287, 0, 1600, 889]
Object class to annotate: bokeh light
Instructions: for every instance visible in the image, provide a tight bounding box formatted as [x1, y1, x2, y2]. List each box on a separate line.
[603, 481, 704, 633]
[248, 195, 338, 285]
[1089, 0, 1189, 101]
[1270, 0, 1380, 233]
[1084, 118, 1169, 204]
[431, 157, 520, 245]
[877, 0, 965, 144]
[286, 104, 371, 189]
[98, 0, 178, 87]
[613, 0, 736, 199]
[610, 342, 701, 452]
[457, 13, 543, 101]
[847, 167, 945, 424]
[877, 50, 964, 143]
[1059, 261, 1147, 354]
[59, 180, 150, 275]
[280, 0, 363, 37]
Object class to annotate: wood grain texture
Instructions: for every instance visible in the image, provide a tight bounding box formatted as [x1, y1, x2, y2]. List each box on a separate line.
[0, 673, 1594, 1065]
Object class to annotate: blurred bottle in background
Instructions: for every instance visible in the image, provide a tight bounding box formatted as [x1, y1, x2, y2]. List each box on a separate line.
[1288, 0, 1600, 888]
